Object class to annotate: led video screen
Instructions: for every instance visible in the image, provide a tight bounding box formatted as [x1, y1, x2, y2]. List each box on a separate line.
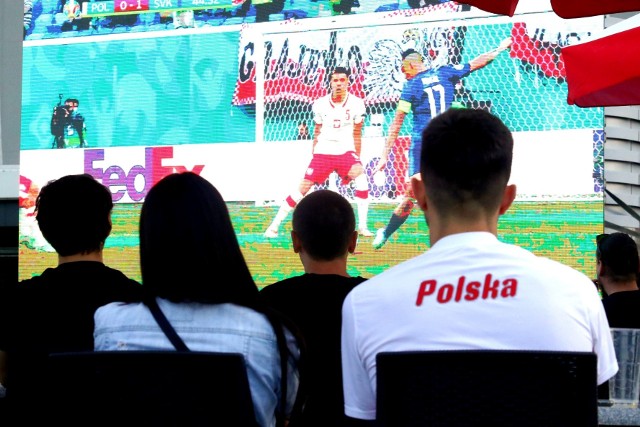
[20, 0, 605, 286]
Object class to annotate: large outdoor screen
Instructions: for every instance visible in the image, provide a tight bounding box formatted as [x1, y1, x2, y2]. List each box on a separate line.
[19, 0, 605, 287]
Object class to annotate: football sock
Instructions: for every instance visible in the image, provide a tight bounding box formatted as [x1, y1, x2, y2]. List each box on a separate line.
[385, 213, 408, 238]
[385, 199, 415, 238]
[354, 174, 370, 229]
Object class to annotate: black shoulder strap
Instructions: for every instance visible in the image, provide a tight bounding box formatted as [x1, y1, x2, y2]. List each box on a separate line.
[145, 297, 190, 352]
[265, 309, 307, 427]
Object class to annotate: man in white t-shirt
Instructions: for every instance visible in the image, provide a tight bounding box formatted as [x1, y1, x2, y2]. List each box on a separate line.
[264, 66, 372, 238]
[340, 108, 618, 424]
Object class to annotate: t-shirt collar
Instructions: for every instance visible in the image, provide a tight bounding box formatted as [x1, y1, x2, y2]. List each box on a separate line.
[431, 231, 498, 252]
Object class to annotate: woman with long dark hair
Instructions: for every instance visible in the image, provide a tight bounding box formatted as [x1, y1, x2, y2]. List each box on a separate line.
[94, 172, 301, 427]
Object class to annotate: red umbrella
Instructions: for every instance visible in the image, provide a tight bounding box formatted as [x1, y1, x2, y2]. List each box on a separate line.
[457, 0, 518, 16]
[550, 0, 640, 19]
[458, 0, 640, 18]
[561, 13, 640, 107]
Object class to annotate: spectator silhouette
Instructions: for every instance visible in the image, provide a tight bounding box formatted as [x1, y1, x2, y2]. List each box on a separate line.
[93, 172, 302, 427]
[0, 173, 143, 419]
[261, 189, 366, 426]
[341, 108, 618, 424]
[596, 232, 640, 328]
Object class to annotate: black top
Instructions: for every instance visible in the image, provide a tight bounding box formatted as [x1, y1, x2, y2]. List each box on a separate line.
[0, 261, 143, 410]
[260, 273, 366, 427]
[601, 290, 640, 329]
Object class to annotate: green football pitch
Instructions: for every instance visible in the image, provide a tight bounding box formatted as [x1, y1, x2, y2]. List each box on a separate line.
[19, 200, 603, 288]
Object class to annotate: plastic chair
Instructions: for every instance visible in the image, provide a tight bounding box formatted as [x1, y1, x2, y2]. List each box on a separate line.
[45, 351, 258, 426]
[376, 350, 598, 427]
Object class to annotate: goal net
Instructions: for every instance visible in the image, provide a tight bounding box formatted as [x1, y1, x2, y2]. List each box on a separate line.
[233, 10, 604, 203]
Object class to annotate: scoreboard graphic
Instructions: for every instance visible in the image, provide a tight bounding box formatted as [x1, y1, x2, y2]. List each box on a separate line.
[81, 0, 245, 17]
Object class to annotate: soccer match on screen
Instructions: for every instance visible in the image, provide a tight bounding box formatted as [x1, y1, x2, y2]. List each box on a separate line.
[19, 0, 605, 286]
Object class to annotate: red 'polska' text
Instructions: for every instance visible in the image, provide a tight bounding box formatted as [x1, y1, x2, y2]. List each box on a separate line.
[416, 274, 518, 305]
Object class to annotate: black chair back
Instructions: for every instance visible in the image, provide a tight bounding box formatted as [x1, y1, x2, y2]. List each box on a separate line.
[376, 350, 598, 427]
[46, 351, 258, 426]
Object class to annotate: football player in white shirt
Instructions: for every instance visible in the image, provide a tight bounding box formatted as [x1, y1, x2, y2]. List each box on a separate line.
[265, 66, 372, 238]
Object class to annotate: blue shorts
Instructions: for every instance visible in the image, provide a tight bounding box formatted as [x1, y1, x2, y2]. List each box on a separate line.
[408, 136, 422, 177]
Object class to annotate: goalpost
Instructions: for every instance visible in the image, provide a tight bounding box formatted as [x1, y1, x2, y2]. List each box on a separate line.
[232, 7, 604, 205]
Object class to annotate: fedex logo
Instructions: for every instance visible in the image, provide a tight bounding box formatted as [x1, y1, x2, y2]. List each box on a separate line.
[416, 274, 518, 305]
[84, 147, 204, 202]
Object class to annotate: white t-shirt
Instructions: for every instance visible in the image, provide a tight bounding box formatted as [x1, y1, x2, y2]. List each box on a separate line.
[341, 232, 618, 421]
[312, 93, 365, 155]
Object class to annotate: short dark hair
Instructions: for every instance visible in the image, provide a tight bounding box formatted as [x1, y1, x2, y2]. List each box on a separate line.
[139, 172, 258, 303]
[401, 48, 423, 61]
[65, 98, 79, 106]
[420, 108, 514, 216]
[597, 232, 640, 281]
[292, 190, 355, 261]
[36, 174, 113, 256]
[331, 66, 350, 77]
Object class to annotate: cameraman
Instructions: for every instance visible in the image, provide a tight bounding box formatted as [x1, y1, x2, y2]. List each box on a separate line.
[50, 98, 86, 149]
[65, 98, 87, 148]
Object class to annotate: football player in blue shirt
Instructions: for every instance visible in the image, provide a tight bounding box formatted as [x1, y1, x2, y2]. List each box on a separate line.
[373, 37, 512, 249]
